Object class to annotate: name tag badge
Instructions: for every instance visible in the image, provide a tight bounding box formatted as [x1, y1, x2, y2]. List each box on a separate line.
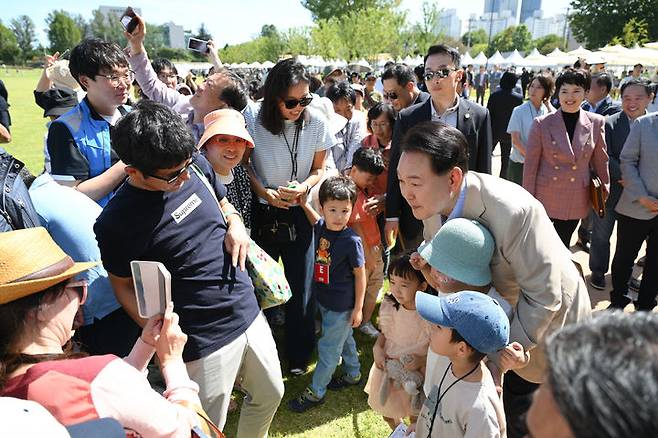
[171, 193, 202, 224]
[314, 263, 330, 284]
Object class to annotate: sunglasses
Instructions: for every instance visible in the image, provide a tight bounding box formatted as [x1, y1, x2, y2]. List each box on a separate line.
[424, 68, 456, 81]
[383, 91, 398, 100]
[148, 152, 198, 184]
[283, 96, 313, 109]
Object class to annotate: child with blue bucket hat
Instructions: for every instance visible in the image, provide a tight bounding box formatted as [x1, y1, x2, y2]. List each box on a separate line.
[415, 218, 529, 398]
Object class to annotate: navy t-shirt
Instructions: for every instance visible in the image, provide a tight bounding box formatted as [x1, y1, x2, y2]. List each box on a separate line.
[94, 156, 259, 362]
[313, 219, 365, 312]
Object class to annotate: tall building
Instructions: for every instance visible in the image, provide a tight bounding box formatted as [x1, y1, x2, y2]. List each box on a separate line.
[470, 11, 519, 37]
[98, 5, 142, 20]
[436, 9, 462, 40]
[163, 22, 185, 49]
[520, 0, 542, 23]
[484, 0, 520, 24]
[524, 13, 568, 39]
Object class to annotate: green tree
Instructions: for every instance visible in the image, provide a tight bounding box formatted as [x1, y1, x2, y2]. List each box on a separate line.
[461, 29, 488, 47]
[46, 10, 82, 54]
[10, 15, 36, 62]
[284, 27, 312, 56]
[511, 25, 532, 53]
[620, 18, 649, 46]
[260, 25, 286, 60]
[90, 9, 126, 46]
[532, 34, 564, 54]
[301, 0, 399, 21]
[569, 0, 658, 48]
[0, 21, 20, 64]
[155, 47, 192, 61]
[145, 24, 166, 55]
[195, 23, 212, 41]
[406, 1, 441, 56]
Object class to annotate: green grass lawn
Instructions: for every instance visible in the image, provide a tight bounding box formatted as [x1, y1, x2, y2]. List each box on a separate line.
[0, 69, 48, 173]
[0, 67, 396, 437]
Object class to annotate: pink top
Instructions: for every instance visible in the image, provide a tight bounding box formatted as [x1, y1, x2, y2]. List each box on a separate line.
[379, 298, 431, 358]
[2, 339, 200, 438]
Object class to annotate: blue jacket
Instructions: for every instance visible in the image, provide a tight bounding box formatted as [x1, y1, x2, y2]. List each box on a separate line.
[57, 99, 129, 207]
[0, 149, 40, 232]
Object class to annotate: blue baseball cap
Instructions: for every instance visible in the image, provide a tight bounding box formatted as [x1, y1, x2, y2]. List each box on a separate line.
[416, 291, 509, 354]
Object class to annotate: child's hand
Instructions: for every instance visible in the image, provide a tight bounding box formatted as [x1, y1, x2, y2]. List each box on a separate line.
[402, 354, 425, 371]
[351, 308, 363, 328]
[405, 422, 416, 436]
[409, 251, 427, 271]
[500, 342, 530, 372]
[373, 345, 386, 370]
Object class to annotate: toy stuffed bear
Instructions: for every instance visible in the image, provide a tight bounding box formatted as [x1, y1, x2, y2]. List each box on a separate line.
[379, 354, 425, 412]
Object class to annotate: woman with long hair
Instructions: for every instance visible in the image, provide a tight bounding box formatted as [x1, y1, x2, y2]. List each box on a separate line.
[247, 58, 337, 375]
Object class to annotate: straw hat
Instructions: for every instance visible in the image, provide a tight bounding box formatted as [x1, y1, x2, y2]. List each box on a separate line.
[197, 108, 255, 150]
[0, 228, 97, 305]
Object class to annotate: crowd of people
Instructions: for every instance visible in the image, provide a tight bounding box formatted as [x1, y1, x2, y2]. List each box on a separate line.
[0, 12, 657, 438]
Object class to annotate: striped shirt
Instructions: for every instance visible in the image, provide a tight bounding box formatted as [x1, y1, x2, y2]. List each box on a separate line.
[248, 104, 338, 201]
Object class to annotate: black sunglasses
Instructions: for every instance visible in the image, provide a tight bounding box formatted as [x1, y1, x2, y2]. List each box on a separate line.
[424, 68, 456, 82]
[148, 152, 198, 184]
[383, 91, 398, 100]
[283, 96, 313, 109]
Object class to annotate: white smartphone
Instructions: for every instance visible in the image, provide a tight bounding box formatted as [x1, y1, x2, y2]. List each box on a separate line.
[187, 37, 208, 53]
[130, 261, 172, 319]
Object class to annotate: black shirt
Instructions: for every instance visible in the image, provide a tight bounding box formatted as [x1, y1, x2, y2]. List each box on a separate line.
[562, 110, 580, 143]
[94, 156, 260, 362]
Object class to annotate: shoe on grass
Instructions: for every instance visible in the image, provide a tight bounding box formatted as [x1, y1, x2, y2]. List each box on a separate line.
[288, 366, 307, 377]
[589, 271, 605, 290]
[288, 388, 324, 413]
[358, 321, 381, 338]
[327, 373, 362, 391]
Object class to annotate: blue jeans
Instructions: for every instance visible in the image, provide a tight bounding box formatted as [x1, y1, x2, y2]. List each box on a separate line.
[309, 303, 361, 398]
[589, 184, 622, 274]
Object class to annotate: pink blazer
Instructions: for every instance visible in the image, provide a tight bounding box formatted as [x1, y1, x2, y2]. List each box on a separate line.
[523, 109, 609, 220]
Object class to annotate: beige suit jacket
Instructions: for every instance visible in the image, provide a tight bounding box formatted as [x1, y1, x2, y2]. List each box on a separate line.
[423, 172, 592, 383]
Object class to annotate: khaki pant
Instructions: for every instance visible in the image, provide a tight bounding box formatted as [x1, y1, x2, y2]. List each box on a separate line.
[186, 312, 284, 438]
[363, 248, 385, 321]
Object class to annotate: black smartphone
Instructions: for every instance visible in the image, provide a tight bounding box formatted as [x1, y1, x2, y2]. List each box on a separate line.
[187, 37, 209, 54]
[120, 7, 138, 34]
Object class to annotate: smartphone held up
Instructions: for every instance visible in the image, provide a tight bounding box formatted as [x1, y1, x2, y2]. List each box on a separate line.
[120, 7, 139, 34]
[188, 37, 209, 54]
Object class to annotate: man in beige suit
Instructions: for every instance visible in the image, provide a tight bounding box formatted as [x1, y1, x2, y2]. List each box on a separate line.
[398, 121, 591, 438]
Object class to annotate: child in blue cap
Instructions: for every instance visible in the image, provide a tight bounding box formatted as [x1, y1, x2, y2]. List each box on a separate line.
[414, 218, 529, 397]
[409, 291, 509, 438]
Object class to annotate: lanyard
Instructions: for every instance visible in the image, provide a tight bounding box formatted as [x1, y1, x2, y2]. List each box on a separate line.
[426, 362, 480, 438]
[281, 124, 301, 181]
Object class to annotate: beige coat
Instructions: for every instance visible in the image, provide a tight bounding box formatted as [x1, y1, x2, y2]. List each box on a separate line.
[423, 172, 592, 383]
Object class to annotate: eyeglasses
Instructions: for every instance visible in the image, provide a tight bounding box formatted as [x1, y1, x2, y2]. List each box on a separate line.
[383, 91, 398, 100]
[283, 96, 313, 109]
[424, 68, 456, 82]
[148, 152, 198, 184]
[97, 69, 135, 87]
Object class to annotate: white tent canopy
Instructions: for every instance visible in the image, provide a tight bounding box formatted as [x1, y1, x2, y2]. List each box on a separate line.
[488, 50, 506, 65]
[473, 51, 488, 65]
[504, 49, 525, 66]
[521, 48, 549, 67]
[262, 60, 275, 68]
[461, 52, 474, 66]
[567, 45, 592, 58]
[546, 48, 575, 66]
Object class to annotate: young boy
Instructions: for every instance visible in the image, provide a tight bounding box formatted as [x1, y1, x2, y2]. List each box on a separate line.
[48, 38, 132, 206]
[411, 291, 510, 438]
[348, 147, 386, 338]
[289, 175, 367, 412]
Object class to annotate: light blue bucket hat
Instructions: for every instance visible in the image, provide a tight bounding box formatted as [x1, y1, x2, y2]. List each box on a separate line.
[419, 218, 495, 287]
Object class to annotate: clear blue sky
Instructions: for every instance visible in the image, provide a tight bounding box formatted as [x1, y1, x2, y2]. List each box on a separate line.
[4, 0, 571, 47]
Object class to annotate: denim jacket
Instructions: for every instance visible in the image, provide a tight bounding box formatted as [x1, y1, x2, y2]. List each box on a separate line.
[0, 149, 40, 231]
